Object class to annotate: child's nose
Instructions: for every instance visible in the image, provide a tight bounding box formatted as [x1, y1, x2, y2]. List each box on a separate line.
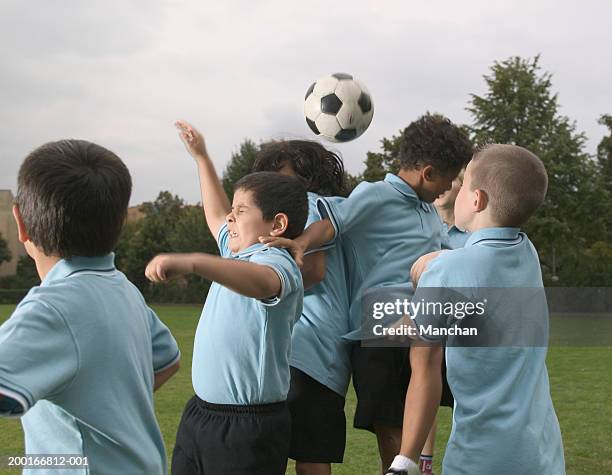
[226, 212, 235, 223]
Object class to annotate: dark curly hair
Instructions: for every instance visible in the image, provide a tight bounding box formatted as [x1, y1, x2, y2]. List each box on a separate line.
[252, 140, 346, 196]
[399, 113, 473, 175]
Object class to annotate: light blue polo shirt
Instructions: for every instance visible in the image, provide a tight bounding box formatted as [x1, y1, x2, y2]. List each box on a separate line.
[318, 173, 445, 340]
[442, 223, 470, 249]
[0, 254, 180, 475]
[413, 227, 565, 475]
[290, 192, 352, 397]
[192, 223, 303, 405]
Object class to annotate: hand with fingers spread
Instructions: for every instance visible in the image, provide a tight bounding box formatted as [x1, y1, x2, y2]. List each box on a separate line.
[145, 253, 194, 283]
[259, 236, 306, 268]
[410, 251, 444, 288]
[175, 120, 208, 160]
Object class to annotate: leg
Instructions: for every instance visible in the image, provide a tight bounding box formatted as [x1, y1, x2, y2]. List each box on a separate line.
[295, 461, 332, 475]
[172, 396, 203, 475]
[374, 424, 403, 475]
[288, 368, 346, 473]
[419, 419, 437, 474]
[422, 418, 437, 455]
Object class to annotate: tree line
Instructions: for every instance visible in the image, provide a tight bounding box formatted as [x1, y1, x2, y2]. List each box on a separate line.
[1, 55, 611, 302]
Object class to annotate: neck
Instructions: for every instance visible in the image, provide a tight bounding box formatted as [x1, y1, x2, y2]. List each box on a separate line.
[33, 253, 61, 281]
[464, 214, 507, 233]
[436, 205, 455, 226]
[397, 169, 423, 195]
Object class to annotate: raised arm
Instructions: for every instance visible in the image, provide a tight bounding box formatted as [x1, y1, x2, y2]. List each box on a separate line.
[175, 120, 231, 237]
[146, 253, 282, 300]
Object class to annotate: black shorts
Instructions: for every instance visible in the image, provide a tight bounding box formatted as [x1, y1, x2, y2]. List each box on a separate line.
[287, 367, 346, 463]
[172, 395, 291, 475]
[351, 345, 454, 433]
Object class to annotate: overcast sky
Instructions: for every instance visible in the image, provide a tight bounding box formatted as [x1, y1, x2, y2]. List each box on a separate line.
[1, 0, 610, 205]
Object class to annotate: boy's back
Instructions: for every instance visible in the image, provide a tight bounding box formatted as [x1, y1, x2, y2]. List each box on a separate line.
[319, 174, 446, 340]
[0, 139, 180, 475]
[414, 228, 565, 474]
[0, 254, 179, 474]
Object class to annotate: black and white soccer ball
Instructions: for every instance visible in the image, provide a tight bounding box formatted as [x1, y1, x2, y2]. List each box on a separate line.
[304, 72, 374, 143]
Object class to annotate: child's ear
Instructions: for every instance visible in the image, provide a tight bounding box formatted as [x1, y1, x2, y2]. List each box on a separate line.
[422, 165, 435, 182]
[269, 213, 289, 236]
[12, 205, 30, 243]
[473, 188, 488, 212]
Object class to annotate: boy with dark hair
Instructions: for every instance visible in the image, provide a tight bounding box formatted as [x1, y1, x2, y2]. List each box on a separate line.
[262, 114, 473, 474]
[0, 140, 181, 474]
[253, 139, 351, 475]
[388, 144, 565, 475]
[147, 121, 307, 475]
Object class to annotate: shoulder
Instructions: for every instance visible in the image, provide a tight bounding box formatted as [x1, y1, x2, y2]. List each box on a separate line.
[419, 247, 481, 287]
[350, 180, 386, 197]
[252, 246, 299, 268]
[6, 289, 73, 336]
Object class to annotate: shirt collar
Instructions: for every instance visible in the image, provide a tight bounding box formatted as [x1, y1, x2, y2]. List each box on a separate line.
[465, 227, 521, 247]
[42, 253, 116, 286]
[231, 242, 268, 259]
[384, 173, 431, 213]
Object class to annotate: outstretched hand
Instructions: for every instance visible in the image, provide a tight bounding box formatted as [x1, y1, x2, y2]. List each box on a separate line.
[259, 236, 306, 268]
[175, 120, 208, 159]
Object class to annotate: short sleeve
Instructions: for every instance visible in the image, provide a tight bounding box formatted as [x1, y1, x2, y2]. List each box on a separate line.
[250, 248, 302, 306]
[305, 194, 337, 255]
[306, 193, 323, 228]
[147, 308, 181, 372]
[0, 300, 78, 416]
[317, 182, 378, 239]
[216, 222, 232, 257]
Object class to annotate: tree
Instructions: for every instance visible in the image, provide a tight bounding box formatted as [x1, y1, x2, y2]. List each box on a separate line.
[467, 55, 609, 285]
[115, 192, 186, 292]
[222, 139, 260, 199]
[597, 114, 612, 242]
[362, 135, 401, 182]
[114, 193, 220, 302]
[0, 233, 10, 265]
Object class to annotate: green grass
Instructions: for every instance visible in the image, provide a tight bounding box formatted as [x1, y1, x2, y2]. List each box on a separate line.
[0, 304, 611, 474]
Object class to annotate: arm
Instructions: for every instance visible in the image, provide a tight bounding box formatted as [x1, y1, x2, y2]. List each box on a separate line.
[410, 251, 444, 288]
[154, 360, 180, 391]
[399, 344, 443, 461]
[175, 120, 231, 237]
[260, 218, 335, 268]
[146, 253, 282, 300]
[301, 251, 326, 290]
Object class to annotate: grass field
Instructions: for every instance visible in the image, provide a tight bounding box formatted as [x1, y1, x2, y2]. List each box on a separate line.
[0, 303, 611, 474]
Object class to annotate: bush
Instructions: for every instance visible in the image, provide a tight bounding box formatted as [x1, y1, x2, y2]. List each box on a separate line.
[0, 288, 29, 304]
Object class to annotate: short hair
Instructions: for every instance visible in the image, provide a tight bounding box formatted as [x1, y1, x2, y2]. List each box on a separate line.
[16, 139, 132, 258]
[399, 113, 473, 175]
[234, 172, 308, 239]
[252, 140, 346, 196]
[470, 144, 548, 226]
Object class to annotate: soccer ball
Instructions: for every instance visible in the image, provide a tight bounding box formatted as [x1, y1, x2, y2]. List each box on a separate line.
[304, 72, 374, 143]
